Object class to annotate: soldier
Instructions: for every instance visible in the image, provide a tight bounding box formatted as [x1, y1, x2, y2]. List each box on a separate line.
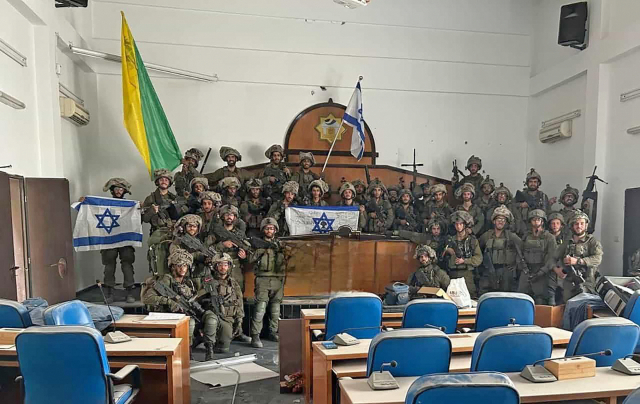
[407, 245, 450, 300]
[476, 175, 496, 215]
[629, 249, 640, 277]
[454, 183, 485, 236]
[219, 177, 242, 208]
[423, 184, 453, 233]
[478, 205, 523, 295]
[337, 182, 366, 231]
[240, 179, 271, 238]
[267, 181, 299, 237]
[518, 209, 557, 305]
[553, 212, 603, 303]
[174, 148, 205, 197]
[198, 253, 250, 356]
[486, 183, 517, 233]
[97, 178, 136, 303]
[393, 189, 418, 231]
[198, 191, 222, 243]
[260, 144, 291, 200]
[364, 179, 394, 234]
[393, 218, 448, 268]
[213, 205, 249, 292]
[547, 212, 566, 304]
[290, 152, 320, 201]
[512, 168, 551, 237]
[445, 211, 482, 298]
[141, 249, 217, 359]
[352, 179, 368, 205]
[205, 146, 253, 192]
[552, 184, 581, 231]
[185, 176, 209, 214]
[169, 214, 212, 278]
[305, 179, 329, 207]
[387, 186, 401, 210]
[250, 218, 287, 348]
[453, 155, 484, 196]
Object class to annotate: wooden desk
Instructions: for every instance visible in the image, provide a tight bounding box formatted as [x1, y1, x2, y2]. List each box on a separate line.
[0, 337, 184, 404]
[313, 328, 570, 404]
[339, 368, 640, 404]
[115, 314, 191, 404]
[301, 306, 477, 404]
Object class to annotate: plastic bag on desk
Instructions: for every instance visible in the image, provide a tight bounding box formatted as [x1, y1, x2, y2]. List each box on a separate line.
[447, 278, 471, 308]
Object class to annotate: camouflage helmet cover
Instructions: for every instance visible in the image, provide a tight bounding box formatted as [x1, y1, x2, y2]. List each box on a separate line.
[339, 182, 357, 196]
[199, 191, 222, 203]
[283, 181, 299, 195]
[466, 155, 482, 170]
[426, 218, 442, 231]
[265, 144, 285, 159]
[451, 211, 474, 227]
[298, 151, 315, 166]
[387, 185, 401, 195]
[525, 168, 542, 185]
[219, 146, 242, 162]
[455, 183, 476, 199]
[189, 176, 209, 190]
[260, 217, 279, 232]
[528, 209, 547, 221]
[431, 183, 447, 195]
[168, 249, 193, 268]
[219, 204, 239, 217]
[153, 169, 173, 185]
[103, 178, 132, 194]
[480, 175, 495, 191]
[548, 212, 565, 225]
[493, 182, 512, 201]
[560, 184, 580, 205]
[398, 188, 413, 200]
[184, 148, 204, 167]
[212, 252, 234, 269]
[308, 179, 329, 196]
[367, 178, 388, 196]
[219, 176, 241, 189]
[176, 214, 203, 229]
[245, 178, 263, 190]
[414, 244, 437, 260]
[351, 179, 365, 189]
[569, 211, 590, 225]
[491, 204, 514, 223]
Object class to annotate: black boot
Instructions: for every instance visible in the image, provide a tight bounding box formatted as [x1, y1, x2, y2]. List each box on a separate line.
[104, 287, 114, 304]
[205, 343, 215, 361]
[125, 288, 135, 304]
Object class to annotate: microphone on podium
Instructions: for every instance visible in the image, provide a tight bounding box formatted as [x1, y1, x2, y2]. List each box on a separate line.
[333, 325, 389, 346]
[521, 349, 612, 383]
[368, 360, 399, 390]
[423, 323, 446, 332]
[96, 280, 131, 344]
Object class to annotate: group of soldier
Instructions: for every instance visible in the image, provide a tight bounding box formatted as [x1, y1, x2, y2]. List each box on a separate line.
[98, 147, 603, 360]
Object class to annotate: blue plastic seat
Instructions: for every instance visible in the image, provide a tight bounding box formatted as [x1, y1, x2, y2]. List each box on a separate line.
[623, 291, 640, 353]
[0, 299, 33, 328]
[470, 326, 552, 372]
[43, 300, 95, 328]
[405, 372, 519, 404]
[402, 299, 458, 334]
[15, 326, 140, 404]
[475, 292, 534, 332]
[623, 385, 640, 403]
[325, 292, 382, 340]
[366, 329, 451, 377]
[565, 317, 640, 367]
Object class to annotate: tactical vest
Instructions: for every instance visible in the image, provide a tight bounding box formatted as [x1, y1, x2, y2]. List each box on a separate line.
[204, 277, 241, 318]
[567, 235, 593, 258]
[244, 199, 269, 230]
[485, 232, 516, 265]
[412, 265, 437, 287]
[523, 233, 548, 266]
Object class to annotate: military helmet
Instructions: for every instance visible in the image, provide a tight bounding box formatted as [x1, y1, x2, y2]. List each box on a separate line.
[493, 182, 512, 201]
[339, 182, 357, 196]
[199, 191, 222, 203]
[414, 244, 437, 260]
[245, 178, 263, 190]
[387, 185, 401, 195]
[398, 188, 413, 200]
[219, 204, 239, 217]
[451, 211, 474, 227]
[431, 183, 447, 196]
[299, 151, 316, 166]
[351, 179, 365, 189]
[168, 249, 193, 268]
[176, 214, 203, 229]
[308, 179, 328, 196]
[480, 175, 495, 191]
[491, 205, 513, 223]
[212, 253, 234, 269]
[525, 168, 542, 185]
[560, 184, 580, 205]
[455, 183, 476, 200]
[153, 169, 173, 185]
[426, 218, 442, 231]
[103, 178, 132, 195]
[265, 144, 285, 159]
[189, 176, 209, 190]
[184, 148, 204, 167]
[548, 212, 565, 225]
[528, 209, 547, 221]
[283, 181, 299, 195]
[219, 146, 242, 162]
[466, 155, 482, 170]
[367, 178, 388, 196]
[260, 217, 279, 232]
[569, 211, 590, 225]
[219, 176, 241, 190]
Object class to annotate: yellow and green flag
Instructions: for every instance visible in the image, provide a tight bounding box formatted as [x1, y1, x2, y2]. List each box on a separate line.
[121, 12, 181, 175]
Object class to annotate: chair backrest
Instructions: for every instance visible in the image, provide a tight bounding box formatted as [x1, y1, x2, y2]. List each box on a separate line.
[624, 291, 640, 353]
[475, 292, 535, 332]
[0, 299, 33, 328]
[15, 326, 111, 404]
[405, 372, 519, 404]
[623, 385, 640, 404]
[470, 326, 552, 372]
[367, 329, 451, 377]
[565, 317, 640, 366]
[325, 292, 382, 340]
[43, 300, 95, 328]
[402, 299, 458, 334]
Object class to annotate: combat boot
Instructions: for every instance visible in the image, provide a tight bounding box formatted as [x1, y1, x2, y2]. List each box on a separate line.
[214, 346, 230, 354]
[104, 287, 114, 304]
[266, 333, 279, 342]
[251, 334, 263, 348]
[125, 288, 136, 304]
[205, 343, 215, 361]
[234, 333, 252, 343]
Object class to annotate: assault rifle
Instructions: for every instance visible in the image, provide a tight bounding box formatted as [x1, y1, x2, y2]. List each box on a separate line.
[364, 165, 371, 187]
[262, 165, 289, 199]
[215, 226, 255, 254]
[581, 166, 607, 234]
[514, 190, 538, 208]
[452, 160, 464, 183]
[152, 281, 205, 321]
[563, 264, 586, 287]
[482, 250, 498, 290]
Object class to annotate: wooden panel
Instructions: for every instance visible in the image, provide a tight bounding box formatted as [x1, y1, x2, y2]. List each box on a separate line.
[279, 319, 302, 384]
[624, 187, 640, 275]
[0, 172, 16, 300]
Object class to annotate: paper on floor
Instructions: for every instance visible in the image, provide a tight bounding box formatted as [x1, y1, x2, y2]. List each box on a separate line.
[142, 312, 186, 321]
[190, 362, 277, 388]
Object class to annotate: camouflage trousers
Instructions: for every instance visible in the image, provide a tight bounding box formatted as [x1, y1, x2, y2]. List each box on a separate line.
[101, 246, 135, 289]
[251, 276, 284, 336]
[478, 265, 516, 296]
[192, 311, 234, 350]
[518, 267, 554, 305]
[448, 268, 476, 299]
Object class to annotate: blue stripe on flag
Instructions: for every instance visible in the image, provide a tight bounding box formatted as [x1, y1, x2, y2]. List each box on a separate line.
[290, 205, 359, 211]
[73, 232, 143, 247]
[81, 197, 138, 208]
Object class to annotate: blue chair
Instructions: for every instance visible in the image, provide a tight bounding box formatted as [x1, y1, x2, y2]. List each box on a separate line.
[405, 372, 519, 404]
[623, 291, 640, 353]
[0, 299, 33, 328]
[15, 326, 140, 404]
[366, 329, 451, 377]
[565, 317, 640, 367]
[623, 386, 640, 404]
[475, 292, 534, 332]
[325, 292, 382, 340]
[43, 300, 95, 328]
[470, 326, 552, 372]
[402, 299, 458, 334]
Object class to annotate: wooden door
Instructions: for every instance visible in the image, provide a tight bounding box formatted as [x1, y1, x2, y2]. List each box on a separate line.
[24, 178, 75, 304]
[0, 172, 17, 300]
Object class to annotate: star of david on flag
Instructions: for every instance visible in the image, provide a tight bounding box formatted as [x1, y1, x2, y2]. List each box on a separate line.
[285, 206, 360, 236]
[312, 212, 335, 234]
[95, 208, 121, 234]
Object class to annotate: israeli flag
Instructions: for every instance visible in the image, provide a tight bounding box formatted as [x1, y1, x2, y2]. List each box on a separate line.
[343, 81, 365, 160]
[285, 206, 360, 236]
[71, 196, 143, 252]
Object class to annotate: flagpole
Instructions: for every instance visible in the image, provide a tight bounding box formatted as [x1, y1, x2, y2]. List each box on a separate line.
[322, 76, 363, 173]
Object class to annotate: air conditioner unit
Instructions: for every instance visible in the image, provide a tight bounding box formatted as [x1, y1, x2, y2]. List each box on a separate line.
[59, 96, 90, 126]
[333, 0, 368, 9]
[539, 120, 572, 143]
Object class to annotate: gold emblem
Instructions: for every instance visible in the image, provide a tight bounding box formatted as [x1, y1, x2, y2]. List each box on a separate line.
[316, 114, 346, 144]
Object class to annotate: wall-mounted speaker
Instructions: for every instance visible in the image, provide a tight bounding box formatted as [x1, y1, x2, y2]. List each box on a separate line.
[558, 2, 588, 50]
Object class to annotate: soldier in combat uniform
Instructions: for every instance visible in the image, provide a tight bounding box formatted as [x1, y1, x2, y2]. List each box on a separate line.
[547, 212, 566, 304]
[305, 179, 329, 207]
[393, 189, 418, 231]
[512, 168, 551, 237]
[454, 183, 485, 236]
[364, 179, 394, 234]
[219, 177, 242, 208]
[518, 209, 557, 305]
[205, 146, 253, 194]
[290, 152, 320, 201]
[260, 144, 291, 200]
[267, 181, 299, 237]
[445, 211, 482, 298]
[407, 245, 450, 300]
[240, 179, 271, 238]
[212, 205, 249, 292]
[452, 155, 484, 196]
[337, 182, 366, 231]
[174, 148, 204, 197]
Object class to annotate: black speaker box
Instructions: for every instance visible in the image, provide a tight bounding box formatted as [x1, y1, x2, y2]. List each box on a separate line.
[558, 2, 588, 50]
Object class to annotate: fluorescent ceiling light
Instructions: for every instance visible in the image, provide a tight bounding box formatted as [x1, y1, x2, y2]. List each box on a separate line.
[541, 109, 581, 129]
[0, 38, 27, 67]
[621, 88, 640, 103]
[0, 91, 26, 109]
[627, 126, 640, 135]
